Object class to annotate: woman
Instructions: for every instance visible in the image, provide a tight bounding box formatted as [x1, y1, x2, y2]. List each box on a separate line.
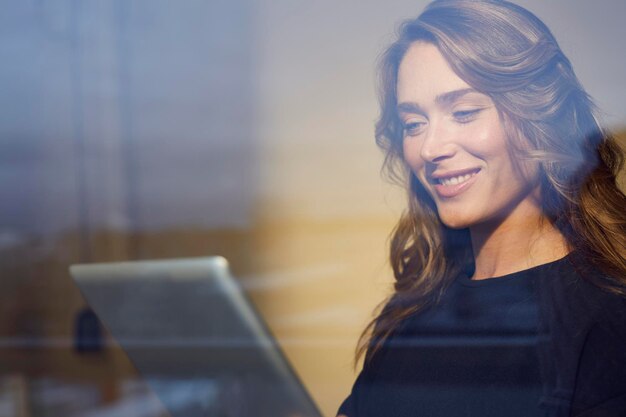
[338, 1, 626, 416]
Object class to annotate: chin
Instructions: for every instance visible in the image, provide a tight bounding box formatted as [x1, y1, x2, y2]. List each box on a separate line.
[438, 213, 474, 230]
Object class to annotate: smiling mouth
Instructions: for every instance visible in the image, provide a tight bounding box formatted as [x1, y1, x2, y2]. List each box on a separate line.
[430, 168, 481, 198]
[430, 168, 481, 185]
[436, 171, 479, 186]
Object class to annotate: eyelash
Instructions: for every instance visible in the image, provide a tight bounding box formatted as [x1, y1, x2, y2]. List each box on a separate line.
[402, 109, 484, 137]
[453, 109, 482, 123]
[403, 121, 426, 136]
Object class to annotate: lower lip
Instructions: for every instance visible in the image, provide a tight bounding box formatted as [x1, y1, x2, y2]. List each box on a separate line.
[433, 171, 480, 198]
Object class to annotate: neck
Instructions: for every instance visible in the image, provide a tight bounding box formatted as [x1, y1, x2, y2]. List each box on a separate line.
[469, 201, 570, 280]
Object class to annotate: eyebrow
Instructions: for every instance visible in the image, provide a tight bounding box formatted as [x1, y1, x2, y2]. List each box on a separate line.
[397, 88, 478, 114]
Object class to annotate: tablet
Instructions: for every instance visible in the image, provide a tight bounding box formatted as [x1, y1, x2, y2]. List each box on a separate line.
[70, 257, 323, 417]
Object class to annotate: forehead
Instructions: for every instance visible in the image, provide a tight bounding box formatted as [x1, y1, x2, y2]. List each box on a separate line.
[397, 42, 470, 105]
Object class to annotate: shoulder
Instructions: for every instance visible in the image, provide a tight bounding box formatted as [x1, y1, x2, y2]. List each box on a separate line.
[537, 254, 626, 327]
[541, 256, 626, 414]
[570, 301, 626, 415]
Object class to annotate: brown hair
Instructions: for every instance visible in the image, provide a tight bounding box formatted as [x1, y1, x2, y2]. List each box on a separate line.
[358, 0, 626, 366]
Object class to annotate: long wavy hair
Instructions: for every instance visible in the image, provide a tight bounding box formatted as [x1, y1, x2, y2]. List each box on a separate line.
[358, 0, 626, 366]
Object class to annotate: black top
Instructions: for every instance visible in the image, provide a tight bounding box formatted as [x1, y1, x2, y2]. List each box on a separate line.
[338, 254, 626, 417]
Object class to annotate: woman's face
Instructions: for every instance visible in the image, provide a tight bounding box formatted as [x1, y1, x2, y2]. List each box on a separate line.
[397, 42, 539, 229]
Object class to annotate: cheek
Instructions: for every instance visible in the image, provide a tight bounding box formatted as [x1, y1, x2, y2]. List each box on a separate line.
[465, 123, 508, 157]
[403, 140, 432, 197]
[470, 126, 538, 192]
[471, 123, 524, 169]
[402, 138, 424, 172]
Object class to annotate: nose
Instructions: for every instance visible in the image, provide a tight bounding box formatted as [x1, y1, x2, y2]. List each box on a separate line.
[419, 119, 456, 163]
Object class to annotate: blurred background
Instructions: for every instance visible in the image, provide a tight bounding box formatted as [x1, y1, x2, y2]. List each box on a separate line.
[0, 0, 625, 416]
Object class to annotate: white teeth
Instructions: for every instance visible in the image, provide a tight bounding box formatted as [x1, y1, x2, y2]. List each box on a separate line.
[438, 173, 475, 186]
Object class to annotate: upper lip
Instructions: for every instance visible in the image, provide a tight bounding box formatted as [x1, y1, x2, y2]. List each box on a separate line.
[428, 167, 481, 183]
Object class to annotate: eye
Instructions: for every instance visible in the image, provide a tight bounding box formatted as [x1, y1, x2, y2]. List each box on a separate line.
[403, 120, 427, 137]
[453, 108, 482, 123]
